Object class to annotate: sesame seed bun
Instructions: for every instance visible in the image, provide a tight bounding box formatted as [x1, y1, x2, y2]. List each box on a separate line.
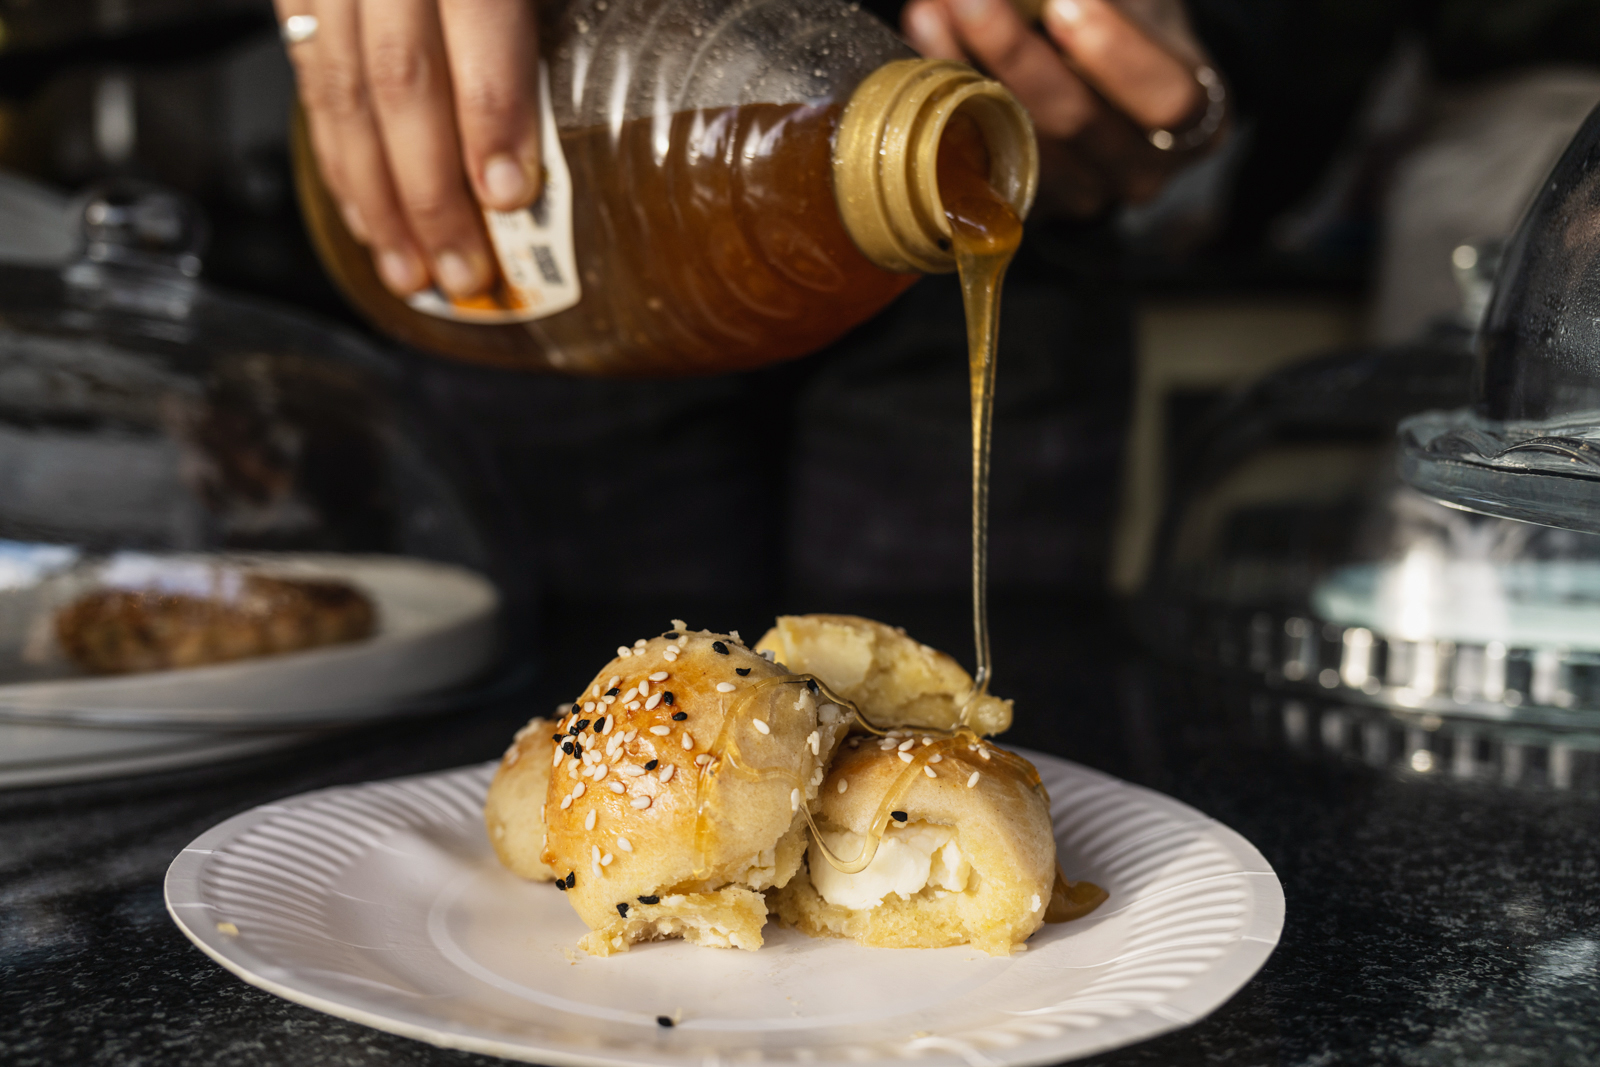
[537, 629, 851, 956]
[754, 615, 1012, 737]
[485, 716, 559, 882]
[769, 735, 1055, 956]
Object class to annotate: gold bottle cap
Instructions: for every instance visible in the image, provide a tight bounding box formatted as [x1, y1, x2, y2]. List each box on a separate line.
[833, 59, 1038, 274]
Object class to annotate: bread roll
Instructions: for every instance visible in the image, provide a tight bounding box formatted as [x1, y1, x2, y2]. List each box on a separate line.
[769, 732, 1054, 956]
[755, 615, 1011, 736]
[485, 717, 559, 882]
[537, 627, 851, 955]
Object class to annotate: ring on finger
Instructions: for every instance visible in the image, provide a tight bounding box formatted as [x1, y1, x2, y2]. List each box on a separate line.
[281, 14, 319, 45]
[1147, 65, 1226, 153]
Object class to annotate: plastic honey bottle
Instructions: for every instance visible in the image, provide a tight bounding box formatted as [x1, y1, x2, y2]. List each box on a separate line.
[293, 0, 1037, 376]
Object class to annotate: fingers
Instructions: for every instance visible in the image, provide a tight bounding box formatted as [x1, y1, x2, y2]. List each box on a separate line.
[934, 0, 1097, 139]
[439, 0, 542, 210]
[902, 0, 968, 62]
[1042, 0, 1200, 131]
[361, 0, 494, 296]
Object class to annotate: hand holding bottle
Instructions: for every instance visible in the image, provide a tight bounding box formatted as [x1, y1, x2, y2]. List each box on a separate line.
[903, 0, 1224, 218]
[274, 0, 542, 298]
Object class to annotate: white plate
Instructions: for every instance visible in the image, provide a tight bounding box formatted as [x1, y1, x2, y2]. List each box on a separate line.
[166, 751, 1284, 1067]
[0, 719, 316, 789]
[0, 554, 498, 727]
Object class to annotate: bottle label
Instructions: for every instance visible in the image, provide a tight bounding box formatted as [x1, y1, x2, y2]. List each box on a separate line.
[407, 65, 581, 324]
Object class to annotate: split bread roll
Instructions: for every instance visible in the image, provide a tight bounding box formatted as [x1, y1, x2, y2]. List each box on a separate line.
[755, 615, 1011, 736]
[536, 627, 850, 956]
[485, 717, 559, 882]
[769, 731, 1055, 956]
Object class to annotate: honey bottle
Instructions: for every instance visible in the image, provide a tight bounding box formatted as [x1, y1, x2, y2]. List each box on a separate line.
[294, 0, 1037, 376]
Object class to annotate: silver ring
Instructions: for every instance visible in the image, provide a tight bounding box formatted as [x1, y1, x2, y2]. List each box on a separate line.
[1148, 65, 1226, 153]
[281, 14, 319, 45]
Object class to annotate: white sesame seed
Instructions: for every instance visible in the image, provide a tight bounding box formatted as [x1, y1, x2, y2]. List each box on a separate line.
[600, 717, 614, 735]
[594, 764, 608, 780]
[601, 695, 615, 706]
[898, 739, 915, 751]
[626, 701, 641, 711]
[592, 844, 601, 869]
[790, 788, 800, 811]
[676, 635, 688, 647]
[671, 619, 686, 630]
[921, 737, 933, 746]
[583, 701, 596, 713]
[838, 778, 848, 793]
[601, 853, 614, 866]
[649, 725, 671, 736]
[979, 747, 991, 760]
[631, 796, 652, 809]
[609, 782, 625, 794]
[567, 757, 579, 774]
[592, 684, 601, 698]
[560, 795, 573, 809]
[640, 680, 653, 699]
[929, 754, 943, 764]
[659, 764, 675, 782]
[682, 732, 694, 749]
[584, 810, 596, 831]
[924, 766, 937, 779]
[716, 682, 737, 693]
[617, 837, 633, 852]
[608, 676, 621, 688]
[635, 639, 647, 648]
[664, 650, 678, 661]
[622, 764, 646, 777]
[807, 731, 819, 754]
[572, 782, 585, 798]
[624, 729, 638, 743]
[898, 751, 913, 763]
[644, 693, 662, 710]
[649, 671, 669, 682]
[752, 719, 770, 735]
[967, 771, 980, 788]
[617, 647, 631, 657]
[552, 748, 564, 768]
[622, 687, 639, 702]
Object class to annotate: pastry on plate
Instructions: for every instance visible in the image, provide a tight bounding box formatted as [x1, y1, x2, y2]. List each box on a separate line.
[533, 625, 850, 956]
[754, 614, 1011, 736]
[55, 572, 375, 675]
[769, 730, 1055, 956]
[485, 717, 559, 882]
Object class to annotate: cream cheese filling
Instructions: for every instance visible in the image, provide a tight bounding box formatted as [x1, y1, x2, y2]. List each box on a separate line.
[809, 821, 971, 910]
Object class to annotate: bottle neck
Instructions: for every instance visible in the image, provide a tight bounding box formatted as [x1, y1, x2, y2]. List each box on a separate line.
[833, 59, 1038, 275]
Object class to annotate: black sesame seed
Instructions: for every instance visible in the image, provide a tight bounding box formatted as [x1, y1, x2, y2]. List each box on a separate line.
[554, 879, 567, 892]
[663, 692, 675, 706]
[575, 719, 591, 732]
[657, 1016, 674, 1028]
[552, 733, 563, 742]
[806, 679, 818, 694]
[664, 632, 680, 640]
[607, 687, 621, 697]
[562, 741, 574, 755]
[565, 872, 576, 888]
[638, 895, 660, 904]
[735, 667, 750, 676]
[617, 902, 630, 917]
[712, 641, 729, 655]
[594, 717, 606, 732]
[672, 711, 687, 721]
[891, 811, 908, 822]
[644, 759, 658, 771]
[573, 742, 584, 758]
[569, 723, 583, 735]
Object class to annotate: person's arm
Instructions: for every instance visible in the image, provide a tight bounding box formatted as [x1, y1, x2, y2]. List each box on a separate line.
[274, 0, 542, 298]
[903, 0, 1224, 217]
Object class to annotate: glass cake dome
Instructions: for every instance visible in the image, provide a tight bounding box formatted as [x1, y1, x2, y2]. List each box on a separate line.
[1401, 100, 1600, 532]
[0, 179, 520, 763]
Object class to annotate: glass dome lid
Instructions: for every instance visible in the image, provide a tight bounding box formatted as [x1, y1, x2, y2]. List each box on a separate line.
[1402, 100, 1600, 533]
[0, 180, 514, 730]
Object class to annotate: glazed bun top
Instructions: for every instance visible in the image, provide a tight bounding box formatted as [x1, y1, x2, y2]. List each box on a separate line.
[542, 626, 849, 932]
[755, 614, 1012, 736]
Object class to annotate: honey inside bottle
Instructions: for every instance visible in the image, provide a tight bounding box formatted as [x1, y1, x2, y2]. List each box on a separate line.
[294, 104, 918, 375]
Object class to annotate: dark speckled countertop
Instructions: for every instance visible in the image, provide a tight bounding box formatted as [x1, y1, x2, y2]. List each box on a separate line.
[5, 594, 1600, 1066]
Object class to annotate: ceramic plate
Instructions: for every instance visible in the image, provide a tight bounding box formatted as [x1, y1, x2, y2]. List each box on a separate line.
[166, 751, 1283, 1066]
[0, 554, 498, 727]
[0, 719, 317, 789]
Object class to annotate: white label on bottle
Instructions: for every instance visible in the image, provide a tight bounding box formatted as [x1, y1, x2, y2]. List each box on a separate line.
[407, 64, 581, 324]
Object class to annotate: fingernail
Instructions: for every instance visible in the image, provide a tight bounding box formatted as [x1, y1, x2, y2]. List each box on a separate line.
[905, 4, 939, 46]
[378, 250, 425, 294]
[340, 202, 370, 242]
[435, 250, 487, 296]
[954, 0, 991, 19]
[483, 154, 529, 208]
[1048, 0, 1084, 23]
